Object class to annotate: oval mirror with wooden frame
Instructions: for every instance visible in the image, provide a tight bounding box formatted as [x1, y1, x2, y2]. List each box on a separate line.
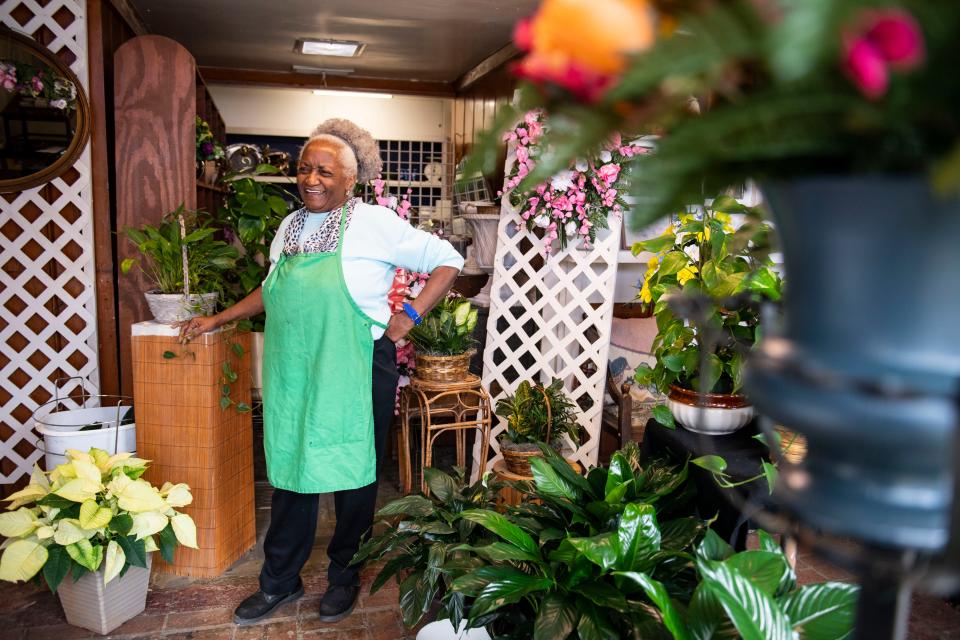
[0, 25, 90, 193]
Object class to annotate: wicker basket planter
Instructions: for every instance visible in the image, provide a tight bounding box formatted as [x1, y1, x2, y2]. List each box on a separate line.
[414, 350, 474, 383]
[500, 440, 562, 475]
[144, 290, 217, 323]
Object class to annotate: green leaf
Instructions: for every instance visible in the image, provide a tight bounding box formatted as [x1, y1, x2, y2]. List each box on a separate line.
[692, 455, 727, 474]
[697, 529, 734, 562]
[219, 396, 232, 410]
[616, 503, 660, 572]
[633, 234, 675, 255]
[576, 600, 619, 640]
[230, 342, 244, 357]
[455, 542, 540, 564]
[568, 532, 618, 571]
[725, 551, 789, 596]
[399, 570, 436, 628]
[697, 558, 793, 640]
[660, 517, 704, 552]
[779, 582, 858, 640]
[652, 404, 675, 428]
[460, 509, 538, 555]
[762, 461, 779, 495]
[615, 571, 691, 640]
[65, 539, 103, 573]
[158, 523, 177, 564]
[658, 251, 690, 277]
[468, 569, 553, 619]
[529, 456, 581, 504]
[119, 257, 137, 274]
[376, 495, 435, 518]
[162, 350, 176, 359]
[116, 535, 148, 569]
[662, 353, 686, 372]
[423, 467, 458, 502]
[42, 545, 71, 593]
[575, 581, 629, 612]
[37, 493, 77, 509]
[236, 402, 251, 413]
[534, 593, 578, 640]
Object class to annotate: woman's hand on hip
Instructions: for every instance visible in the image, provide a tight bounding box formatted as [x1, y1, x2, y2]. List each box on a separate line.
[384, 312, 415, 344]
[176, 315, 219, 344]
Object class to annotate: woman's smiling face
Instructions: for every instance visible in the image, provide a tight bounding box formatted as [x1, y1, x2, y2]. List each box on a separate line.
[297, 141, 356, 212]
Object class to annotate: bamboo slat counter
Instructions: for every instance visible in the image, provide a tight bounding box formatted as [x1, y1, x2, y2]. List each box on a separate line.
[131, 322, 255, 577]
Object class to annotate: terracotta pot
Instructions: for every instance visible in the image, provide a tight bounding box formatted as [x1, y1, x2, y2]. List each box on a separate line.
[666, 384, 753, 435]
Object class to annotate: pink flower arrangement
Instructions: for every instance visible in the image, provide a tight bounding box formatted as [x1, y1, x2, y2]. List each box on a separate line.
[0, 58, 77, 110]
[502, 109, 647, 254]
[842, 8, 925, 99]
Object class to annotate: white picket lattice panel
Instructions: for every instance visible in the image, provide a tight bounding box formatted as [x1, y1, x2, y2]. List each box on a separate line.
[1, 0, 98, 483]
[475, 147, 622, 476]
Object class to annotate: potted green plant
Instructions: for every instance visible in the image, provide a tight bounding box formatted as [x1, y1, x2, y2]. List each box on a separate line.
[472, 0, 960, 552]
[0, 448, 198, 635]
[632, 195, 783, 434]
[121, 204, 238, 323]
[494, 378, 581, 475]
[195, 116, 224, 185]
[215, 165, 297, 395]
[408, 296, 479, 382]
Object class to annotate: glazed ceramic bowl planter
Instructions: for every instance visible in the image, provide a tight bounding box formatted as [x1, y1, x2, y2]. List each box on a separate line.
[746, 177, 960, 552]
[666, 384, 754, 435]
[144, 290, 217, 323]
[57, 554, 152, 635]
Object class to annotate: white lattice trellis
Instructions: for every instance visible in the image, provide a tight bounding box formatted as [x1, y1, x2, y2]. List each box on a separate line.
[475, 150, 622, 475]
[0, 0, 98, 483]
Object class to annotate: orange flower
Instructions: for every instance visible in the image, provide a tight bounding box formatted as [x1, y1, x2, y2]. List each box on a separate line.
[515, 0, 656, 100]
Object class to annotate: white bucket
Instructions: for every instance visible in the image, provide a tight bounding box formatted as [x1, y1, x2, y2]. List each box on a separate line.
[34, 405, 136, 471]
[416, 620, 491, 640]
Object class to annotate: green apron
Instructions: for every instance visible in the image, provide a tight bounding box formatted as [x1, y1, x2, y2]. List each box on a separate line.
[261, 205, 387, 493]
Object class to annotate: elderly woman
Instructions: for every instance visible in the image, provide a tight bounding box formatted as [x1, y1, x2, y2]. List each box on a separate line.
[179, 119, 462, 624]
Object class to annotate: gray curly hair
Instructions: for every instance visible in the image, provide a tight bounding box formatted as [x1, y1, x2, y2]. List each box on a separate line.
[302, 118, 382, 183]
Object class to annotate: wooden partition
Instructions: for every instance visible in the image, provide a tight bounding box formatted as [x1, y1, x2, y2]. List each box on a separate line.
[131, 323, 254, 577]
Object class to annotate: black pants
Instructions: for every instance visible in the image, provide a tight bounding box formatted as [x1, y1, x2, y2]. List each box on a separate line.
[259, 336, 399, 593]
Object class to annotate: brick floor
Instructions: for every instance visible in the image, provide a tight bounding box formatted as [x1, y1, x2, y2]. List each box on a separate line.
[1, 445, 958, 638]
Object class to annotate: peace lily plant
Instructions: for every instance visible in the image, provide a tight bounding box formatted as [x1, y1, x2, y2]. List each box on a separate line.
[0, 448, 198, 592]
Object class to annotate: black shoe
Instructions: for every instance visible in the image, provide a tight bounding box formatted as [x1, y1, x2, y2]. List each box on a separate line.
[233, 581, 304, 625]
[317, 584, 360, 622]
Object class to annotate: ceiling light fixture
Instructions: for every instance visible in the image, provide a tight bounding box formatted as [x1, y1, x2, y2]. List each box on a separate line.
[292, 65, 354, 76]
[295, 38, 365, 57]
[312, 89, 393, 100]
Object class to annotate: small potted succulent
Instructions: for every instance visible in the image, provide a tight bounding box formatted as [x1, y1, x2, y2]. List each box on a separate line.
[0, 448, 198, 635]
[121, 204, 238, 323]
[494, 377, 581, 475]
[632, 195, 783, 434]
[407, 296, 478, 382]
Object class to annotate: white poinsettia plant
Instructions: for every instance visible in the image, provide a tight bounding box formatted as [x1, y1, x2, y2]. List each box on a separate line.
[0, 448, 198, 592]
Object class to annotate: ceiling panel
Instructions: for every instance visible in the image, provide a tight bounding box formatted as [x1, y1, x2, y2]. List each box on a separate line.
[129, 0, 537, 82]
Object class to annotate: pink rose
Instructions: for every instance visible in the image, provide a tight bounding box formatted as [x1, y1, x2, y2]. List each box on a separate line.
[597, 163, 620, 185]
[516, 145, 529, 164]
[865, 9, 924, 69]
[844, 38, 889, 99]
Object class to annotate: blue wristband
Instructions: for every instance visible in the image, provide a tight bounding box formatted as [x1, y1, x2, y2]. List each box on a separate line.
[402, 302, 424, 326]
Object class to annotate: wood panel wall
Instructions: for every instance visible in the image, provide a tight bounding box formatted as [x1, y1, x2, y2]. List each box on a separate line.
[87, 0, 139, 398]
[114, 35, 197, 396]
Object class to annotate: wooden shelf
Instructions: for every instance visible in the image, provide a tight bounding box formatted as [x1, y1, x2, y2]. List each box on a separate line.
[197, 180, 226, 192]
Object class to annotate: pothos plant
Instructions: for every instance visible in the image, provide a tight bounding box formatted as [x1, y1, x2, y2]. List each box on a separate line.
[632, 195, 783, 402]
[0, 449, 198, 591]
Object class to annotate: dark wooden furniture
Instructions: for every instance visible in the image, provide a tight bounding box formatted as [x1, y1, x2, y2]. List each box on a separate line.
[598, 369, 634, 463]
[641, 417, 770, 550]
[114, 35, 226, 396]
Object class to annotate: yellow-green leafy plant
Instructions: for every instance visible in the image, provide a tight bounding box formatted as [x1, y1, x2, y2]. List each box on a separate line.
[0, 448, 198, 592]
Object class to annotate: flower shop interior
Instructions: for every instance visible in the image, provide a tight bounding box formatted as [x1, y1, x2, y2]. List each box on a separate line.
[1, 1, 959, 639]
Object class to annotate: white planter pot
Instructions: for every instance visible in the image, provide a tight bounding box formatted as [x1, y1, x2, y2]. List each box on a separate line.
[34, 404, 135, 470]
[144, 291, 217, 324]
[417, 620, 491, 640]
[251, 331, 264, 399]
[57, 553, 151, 635]
[667, 385, 754, 435]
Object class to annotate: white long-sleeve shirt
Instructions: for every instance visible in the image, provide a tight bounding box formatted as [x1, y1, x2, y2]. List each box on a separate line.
[268, 201, 464, 338]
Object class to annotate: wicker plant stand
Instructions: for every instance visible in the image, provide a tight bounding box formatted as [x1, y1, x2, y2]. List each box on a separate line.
[399, 373, 492, 495]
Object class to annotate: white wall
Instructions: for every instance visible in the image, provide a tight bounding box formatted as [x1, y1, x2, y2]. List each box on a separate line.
[208, 85, 449, 141]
